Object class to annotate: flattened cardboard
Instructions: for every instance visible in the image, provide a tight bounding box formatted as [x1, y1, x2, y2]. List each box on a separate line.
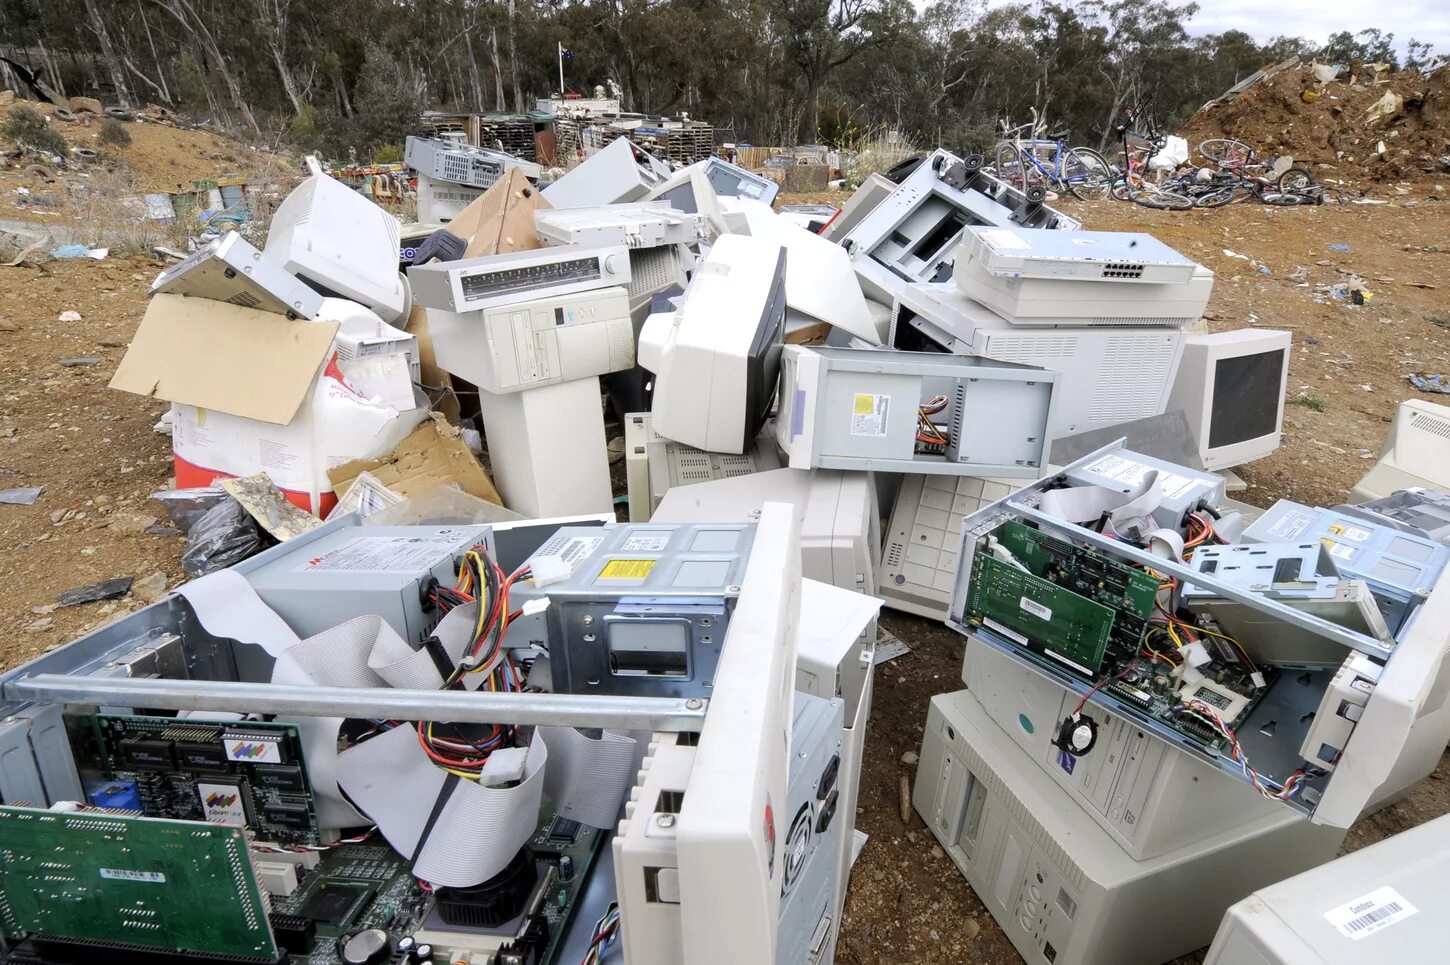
[447, 167, 552, 259]
[328, 414, 503, 507]
[110, 293, 338, 426]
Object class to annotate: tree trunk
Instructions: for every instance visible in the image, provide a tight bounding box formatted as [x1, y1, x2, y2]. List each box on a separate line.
[269, 41, 304, 114]
[83, 0, 132, 106]
[140, 9, 172, 103]
[464, 30, 485, 112]
[37, 40, 65, 99]
[490, 26, 505, 112]
[507, 0, 521, 112]
[151, 0, 259, 134]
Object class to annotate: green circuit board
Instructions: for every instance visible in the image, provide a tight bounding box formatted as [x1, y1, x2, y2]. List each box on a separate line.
[967, 520, 1160, 676]
[0, 806, 276, 961]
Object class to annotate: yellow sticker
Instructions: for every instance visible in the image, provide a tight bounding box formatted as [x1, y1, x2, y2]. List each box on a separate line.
[853, 393, 874, 416]
[598, 558, 655, 579]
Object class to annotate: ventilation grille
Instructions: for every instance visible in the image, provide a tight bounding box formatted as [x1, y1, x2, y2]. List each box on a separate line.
[673, 451, 714, 482]
[628, 246, 682, 296]
[883, 539, 905, 570]
[226, 292, 262, 309]
[1089, 333, 1180, 421]
[1409, 410, 1450, 440]
[1099, 262, 1144, 279]
[983, 334, 1081, 364]
[1088, 316, 1186, 327]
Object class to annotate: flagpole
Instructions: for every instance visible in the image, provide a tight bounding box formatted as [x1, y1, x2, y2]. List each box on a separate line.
[558, 42, 565, 95]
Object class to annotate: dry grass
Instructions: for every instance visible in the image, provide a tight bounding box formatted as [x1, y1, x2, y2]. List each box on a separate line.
[841, 127, 923, 184]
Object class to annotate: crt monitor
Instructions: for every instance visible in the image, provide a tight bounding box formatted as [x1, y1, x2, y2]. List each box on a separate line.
[1167, 329, 1291, 471]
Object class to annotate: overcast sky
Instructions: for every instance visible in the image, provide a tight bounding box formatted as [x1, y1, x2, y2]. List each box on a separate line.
[959, 1, 1450, 56]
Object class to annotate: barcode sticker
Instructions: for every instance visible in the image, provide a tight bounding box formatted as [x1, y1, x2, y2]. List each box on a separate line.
[1020, 597, 1052, 621]
[1324, 886, 1418, 941]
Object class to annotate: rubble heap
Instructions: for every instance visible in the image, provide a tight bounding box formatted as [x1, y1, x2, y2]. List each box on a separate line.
[1180, 62, 1450, 182]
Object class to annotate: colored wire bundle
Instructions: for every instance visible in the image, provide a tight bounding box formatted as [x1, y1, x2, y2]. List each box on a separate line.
[1178, 700, 1312, 800]
[917, 395, 950, 446]
[251, 827, 377, 854]
[580, 902, 621, 965]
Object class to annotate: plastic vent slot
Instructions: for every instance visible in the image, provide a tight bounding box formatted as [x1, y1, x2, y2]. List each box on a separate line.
[1088, 316, 1185, 327]
[1088, 334, 1180, 422]
[1409, 410, 1450, 440]
[226, 292, 262, 309]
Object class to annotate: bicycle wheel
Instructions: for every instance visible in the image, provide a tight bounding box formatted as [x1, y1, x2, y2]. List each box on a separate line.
[1109, 177, 1131, 202]
[1259, 191, 1314, 206]
[1064, 147, 1114, 201]
[994, 143, 1027, 189]
[1198, 138, 1255, 166]
[1128, 185, 1194, 210]
[1276, 166, 1315, 193]
[1192, 185, 1238, 208]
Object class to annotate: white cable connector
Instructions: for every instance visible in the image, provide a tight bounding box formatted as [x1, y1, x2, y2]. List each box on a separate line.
[529, 555, 573, 587]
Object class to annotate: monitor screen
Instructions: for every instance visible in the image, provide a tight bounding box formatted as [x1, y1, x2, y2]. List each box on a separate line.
[1208, 349, 1284, 449]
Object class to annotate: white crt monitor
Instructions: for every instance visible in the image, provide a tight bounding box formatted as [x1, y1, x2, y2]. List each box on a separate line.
[263, 158, 410, 324]
[1167, 328, 1291, 470]
[1350, 399, 1450, 503]
[637, 234, 787, 454]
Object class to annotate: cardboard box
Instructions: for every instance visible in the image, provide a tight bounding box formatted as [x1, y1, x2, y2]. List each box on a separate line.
[446, 167, 552, 260]
[328, 414, 502, 507]
[112, 294, 426, 515]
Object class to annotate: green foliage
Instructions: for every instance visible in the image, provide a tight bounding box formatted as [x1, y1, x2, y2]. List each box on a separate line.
[97, 118, 131, 149]
[348, 43, 423, 158]
[374, 143, 403, 163]
[177, 52, 209, 115]
[1288, 395, 1328, 412]
[1320, 29, 1399, 69]
[2, 106, 67, 156]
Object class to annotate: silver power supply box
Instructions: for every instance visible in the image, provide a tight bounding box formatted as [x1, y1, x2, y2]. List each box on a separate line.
[240, 524, 488, 644]
[510, 523, 755, 698]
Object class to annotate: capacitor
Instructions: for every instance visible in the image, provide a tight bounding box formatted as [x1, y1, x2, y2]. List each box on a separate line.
[558, 854, 575, 883]
[340, 928, 390, 965]
[395, 936, 416, 954]
[414, 942, 434, 962]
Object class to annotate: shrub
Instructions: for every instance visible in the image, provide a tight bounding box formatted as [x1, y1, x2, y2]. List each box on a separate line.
[2, 106, 68, 156]
[97, 118, 132, 149]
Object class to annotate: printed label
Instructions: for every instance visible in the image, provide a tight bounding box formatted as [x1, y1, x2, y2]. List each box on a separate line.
[598, 558, 655, 580]
[1020, 597, 1052, 621]
[197, 782, 247, 826]
[982, 617, 1030, 647]
[1328, 523, 1372, 544]
[621, 533, 670, 553]
[1324, 886, 1418, 941]
[295, 533, 476, 573]
[536, 535, 605, 578]
[1082, 454, 1200, 500]
[100, 868, 167, 883]
[1264, 510, 1313, 541]
[1323, 539, 1358, 562]
[224, 737, 282, 763]
[850, 393, 890, 437]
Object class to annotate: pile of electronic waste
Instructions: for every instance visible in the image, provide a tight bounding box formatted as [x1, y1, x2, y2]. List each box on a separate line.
[5, 138, 1450, 965]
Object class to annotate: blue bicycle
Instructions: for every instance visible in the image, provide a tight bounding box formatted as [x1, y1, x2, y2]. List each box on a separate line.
[992, 113, 1114, 201]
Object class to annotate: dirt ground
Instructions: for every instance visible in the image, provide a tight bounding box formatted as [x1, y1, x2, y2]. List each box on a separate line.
[2, 191, 1450, 964]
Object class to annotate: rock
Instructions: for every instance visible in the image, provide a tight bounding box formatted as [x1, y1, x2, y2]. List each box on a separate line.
[59, 357, 102, 367]
[930, 844, 944, 860]
[132, 571, 168, 603]
[0, 319, 16, 333]
[961, 918, 981, 941]
[900, 750, 919, 766]
[95, 336, 128, 348]
[58, 311, 82, 322]
[26, 617, 53, 632]
[49, 508, 70, 525]
[56, 576, 135, 608]
[68, 96, 104, 115]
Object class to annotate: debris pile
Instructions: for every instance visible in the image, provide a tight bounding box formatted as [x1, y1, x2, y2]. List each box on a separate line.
[1180, 61, 1450, 182]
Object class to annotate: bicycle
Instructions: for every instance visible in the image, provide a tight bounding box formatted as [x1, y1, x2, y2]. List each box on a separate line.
[1110, 109, 1195, 210]
[992, 110, 1115, 201]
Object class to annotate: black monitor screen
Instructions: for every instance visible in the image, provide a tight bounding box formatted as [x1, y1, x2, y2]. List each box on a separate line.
[1208, 349, 1285, 449]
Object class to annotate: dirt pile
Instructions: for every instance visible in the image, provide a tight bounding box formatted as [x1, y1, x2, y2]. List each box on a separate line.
[1180, 63, 1450, 183]
[1, 99, 292, 194]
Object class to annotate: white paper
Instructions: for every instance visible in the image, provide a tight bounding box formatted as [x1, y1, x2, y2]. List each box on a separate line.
[175, 569, 300, 657]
